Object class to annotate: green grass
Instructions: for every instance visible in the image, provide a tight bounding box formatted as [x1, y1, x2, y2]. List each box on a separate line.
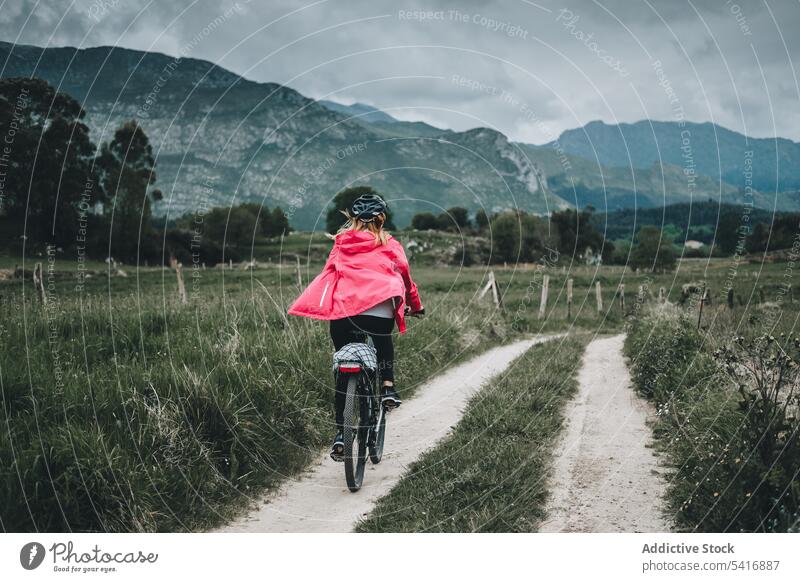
[0, 265, 508, 532]
[356, 334, 589, 532]
[1, 246, 797, 532]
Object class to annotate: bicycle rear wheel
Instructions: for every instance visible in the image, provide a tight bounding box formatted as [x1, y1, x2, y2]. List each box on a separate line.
[369, 413, 386, 465]
[342, 375, 368, 492]
[369, 404, 386, 464]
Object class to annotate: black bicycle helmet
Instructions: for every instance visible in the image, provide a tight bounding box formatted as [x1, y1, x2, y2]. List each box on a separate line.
[349, 194, 387, 222]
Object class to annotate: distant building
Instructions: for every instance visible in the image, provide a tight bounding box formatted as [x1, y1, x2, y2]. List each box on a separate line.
[684, 240, 704, 250]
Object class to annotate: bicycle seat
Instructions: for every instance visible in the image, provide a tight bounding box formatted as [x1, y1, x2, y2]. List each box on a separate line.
[333, 342, 377, 371]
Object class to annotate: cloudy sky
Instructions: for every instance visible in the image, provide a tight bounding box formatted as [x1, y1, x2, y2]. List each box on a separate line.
[2, 0, 799, 143]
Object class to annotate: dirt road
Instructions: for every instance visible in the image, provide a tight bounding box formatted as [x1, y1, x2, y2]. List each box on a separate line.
[220, 334, 563, 533]
[539, 334, 670, 532]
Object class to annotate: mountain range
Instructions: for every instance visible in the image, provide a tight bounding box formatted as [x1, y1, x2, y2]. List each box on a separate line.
[2, 40, 798, 229]
[554, 120, 800, 194]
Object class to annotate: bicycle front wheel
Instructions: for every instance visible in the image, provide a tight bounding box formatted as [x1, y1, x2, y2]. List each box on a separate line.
[342, 375, 368, 492]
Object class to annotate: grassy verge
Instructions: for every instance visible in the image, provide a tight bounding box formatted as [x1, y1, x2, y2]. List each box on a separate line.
[624, 307, 800, 532]
[356, 334, 589, 532]
[5, 254, 796, 532]
[0, 268, 507, 532]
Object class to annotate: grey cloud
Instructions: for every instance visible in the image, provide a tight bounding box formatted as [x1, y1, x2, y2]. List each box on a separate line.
[2, 0, 799, 142]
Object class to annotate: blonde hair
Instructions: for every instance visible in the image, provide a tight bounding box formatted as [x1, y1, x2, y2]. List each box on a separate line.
[331, 211, 389, 245]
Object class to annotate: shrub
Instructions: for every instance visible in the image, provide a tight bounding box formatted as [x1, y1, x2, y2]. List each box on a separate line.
[411, 212, 439, 230]
[625, 312, 715, 401]
[625, 311, 800, 532]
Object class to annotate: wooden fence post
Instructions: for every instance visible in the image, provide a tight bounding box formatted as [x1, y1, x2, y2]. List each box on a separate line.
[538, 274, 549, 319]
[619, 283, 625, 311]
[478, 271, 502, 309]
[595, 281, 603, 313]
[697, 285, 707, 329]
[33, 262, 46, 305]
[567, 278, 573, 320]
[295, 256, 303, 289]
[175, 263, 188, 305]
[727, 287, 734, 309]
[478, 271, 492, 300]
[490, 271, 502, 309]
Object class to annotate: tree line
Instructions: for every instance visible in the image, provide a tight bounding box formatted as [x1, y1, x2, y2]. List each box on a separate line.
[407, 204, 620, 267]
[325, 187, 678, 272]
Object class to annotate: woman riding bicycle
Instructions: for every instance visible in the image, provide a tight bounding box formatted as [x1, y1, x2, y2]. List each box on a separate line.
[288, 193, 424, 460]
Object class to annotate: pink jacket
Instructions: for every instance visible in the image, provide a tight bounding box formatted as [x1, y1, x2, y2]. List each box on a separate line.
[287, 230, 423, 333]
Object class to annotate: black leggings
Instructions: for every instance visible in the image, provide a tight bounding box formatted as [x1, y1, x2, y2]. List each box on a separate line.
[330, 315, 395, 427]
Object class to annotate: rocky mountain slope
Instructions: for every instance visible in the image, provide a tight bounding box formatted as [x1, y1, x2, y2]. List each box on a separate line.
[2, 41, 796, 228]
[318, 100, 399, 124]
[554, 119, 800, 194]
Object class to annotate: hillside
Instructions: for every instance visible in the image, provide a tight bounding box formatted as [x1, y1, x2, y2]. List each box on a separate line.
[318, 100, 398, 124]
[520, 143, 783, 212]
[2, 41, 798, 228]
[553, 119, 800, 193]
[0, 41, 564, 228]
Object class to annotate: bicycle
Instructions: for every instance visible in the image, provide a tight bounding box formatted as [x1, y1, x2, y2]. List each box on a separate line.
[332, 308, 424, 492]
[333, 335, 386, 492]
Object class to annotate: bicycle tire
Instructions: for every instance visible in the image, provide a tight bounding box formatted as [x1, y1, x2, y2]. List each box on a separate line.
[343, 375, 367, 492]
[369, 408, 386, 464]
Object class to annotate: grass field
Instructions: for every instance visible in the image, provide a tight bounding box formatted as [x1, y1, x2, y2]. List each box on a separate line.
[1, 234, 798, 532]
[0, 258, 513, 532]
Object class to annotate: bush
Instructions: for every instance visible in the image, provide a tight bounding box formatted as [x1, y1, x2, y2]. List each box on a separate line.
[625, 311, 800, 532]
[489, 211, 552, 264]
[411, 212, 439, 230]
[631, 226, 677, 272]
[625, 312, 715, 401]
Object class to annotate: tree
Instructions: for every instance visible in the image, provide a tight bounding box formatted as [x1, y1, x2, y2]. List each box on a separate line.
[203, 205, 259, 250]
[630, 226, 676, 272]
[238, 203, 292, 238]
[439, 206, 470, 231]
[97, 121, 159, 263]
[490, 211, 549, 263]
[610, 239, 632, 265]
[411, 212, 439, 230]
[550, 206, 612, 262]
[0, 78, 99, 249]
[325, 185, 395, 233]
[767, 216, 793, 251]
[716, 212, 746, 255]
[435, 212, 452, 231]
[746, 222, 769, 254]
[475, 208, 489, 231]
[263, 206, 291, 238]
